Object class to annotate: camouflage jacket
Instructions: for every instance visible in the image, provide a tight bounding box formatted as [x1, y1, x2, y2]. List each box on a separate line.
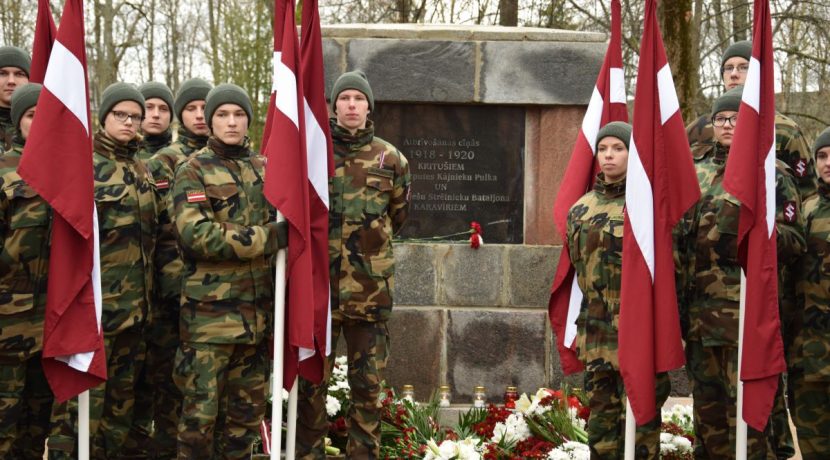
[172, 137, 276, 344]
[137, 129, 173, 163]
[0, 107, 13, 152]
[795, 181, 830, 380]
[94, 131, 158, 336]
[0, 142, 51, 360]
[686, 112, 817, 200]
[566, 174, 624, 371]
[679, 143, 804, 346]
[145, 127, 209, 305]
[329, 120, 411, 323]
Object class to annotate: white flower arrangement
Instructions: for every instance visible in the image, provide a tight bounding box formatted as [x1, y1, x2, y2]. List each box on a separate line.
[661, 403, 694, 432]
[660, 432, 693, 454]
[567, 407, 587, 432]
[325, 394, 341, 417]
[515, 388, 554, 416]
[546, 441, 590, 460]
[490, 412, 532, 444]
[423, 437, 483, 460]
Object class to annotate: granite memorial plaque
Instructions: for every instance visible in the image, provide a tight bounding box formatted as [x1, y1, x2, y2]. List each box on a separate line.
[373, 103, 525, 243]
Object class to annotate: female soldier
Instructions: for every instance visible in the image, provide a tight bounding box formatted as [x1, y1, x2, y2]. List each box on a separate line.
[567, 121, 669, 459]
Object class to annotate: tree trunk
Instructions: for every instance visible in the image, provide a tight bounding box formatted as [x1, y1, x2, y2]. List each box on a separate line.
[731, 0, 749, 41]
[499, 0, 518, 26]
[660, 0, 699, 123]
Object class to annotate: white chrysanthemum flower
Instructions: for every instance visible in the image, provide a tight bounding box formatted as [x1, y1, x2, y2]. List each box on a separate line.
[547, 441, 590, 460]
[568, 407, 587, 431]
[660, 432, 693, 454]
[335, 356, 347, 366]
[325, 394, 341, 416]
[491, 413, 531, 444]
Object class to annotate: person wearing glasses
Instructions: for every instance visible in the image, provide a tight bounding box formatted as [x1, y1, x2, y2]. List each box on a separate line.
[47, 82, 159, 459]
[678, 86, 804, 459]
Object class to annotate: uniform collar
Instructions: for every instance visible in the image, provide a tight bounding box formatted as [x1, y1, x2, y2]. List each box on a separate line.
[94, 130, 140, 160]
[177, 125, 209, 150]
[819, 180, 830, 200]
[143, 129, 173, 152]
[711, 143, 729, 164]
[593, 173, 626, 198]
[0, 106, 10, 124]
[330, 118, 374, 151]
[208, 136, 250, 159]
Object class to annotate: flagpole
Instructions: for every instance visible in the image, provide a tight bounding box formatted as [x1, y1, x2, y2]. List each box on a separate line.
[78, 390, 90, 460]
[271, 212, 288, 460]
[286, 377, 299, 460]
[624, 399, 635, 460]
[736, 270, 748, 460]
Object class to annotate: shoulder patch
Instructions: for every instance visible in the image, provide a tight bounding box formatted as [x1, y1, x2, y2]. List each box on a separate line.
[793, 159, 807, 178]
[155, 179, 169, 189]
[783, 200, 797, 223]
[186, 190, 207, 203]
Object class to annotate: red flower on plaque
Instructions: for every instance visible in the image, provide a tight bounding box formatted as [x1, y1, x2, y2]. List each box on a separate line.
[470, 221, 483, 249]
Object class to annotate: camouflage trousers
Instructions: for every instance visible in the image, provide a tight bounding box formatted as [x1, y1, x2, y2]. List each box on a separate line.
[173, 340, 268, 460]
[122, 312, 181, 459]
[789, 370, 830, 459]
[0, 353, 53, 458]
[296, 314, 389, 460]
[583, 369, 669, 459]
[47, 326, 146, 459]
[768, 374, 795, 460]
[685, 341, 775, 459]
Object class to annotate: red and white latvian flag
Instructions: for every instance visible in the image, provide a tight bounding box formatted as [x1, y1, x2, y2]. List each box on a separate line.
[549, 0, 627, 375]
[263, 0, 319, 390]
[618, 0, 700, 425]
[18, 0, 106, 403]
[722, 0, 785, 432]
[30, 0, 57, 84]
[298, 0, 335, 384]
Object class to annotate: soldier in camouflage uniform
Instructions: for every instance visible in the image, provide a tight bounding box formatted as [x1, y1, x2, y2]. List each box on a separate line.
[678, 87, 804, 459]
[296, 70, 411, 459]
[130, 77, 211, 458]
[791, 127, 830, 458]
[171, 83, 286, 459]
[136, 81, 175, 163]
[565, 122, 669, 459]
[0, 47, 30, 152]
[48, 83, 158, 459]
[0, 83, 53, 459]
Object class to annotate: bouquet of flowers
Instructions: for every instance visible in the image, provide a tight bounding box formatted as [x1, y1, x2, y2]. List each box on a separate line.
[660, 403, 694, 460]
[326, 356, 351, 450]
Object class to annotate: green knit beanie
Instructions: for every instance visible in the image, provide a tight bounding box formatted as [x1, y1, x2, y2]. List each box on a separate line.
[596, 121, 632, 151]
[721, 40, 752, 72]
[139, 81, 174, 113]
[11, 83, 42, 130]
[0, 46, 31, 76]
[330, 70, 374, 112]
[174, 78, 212, 121]
[712, 85, 743, 117]
[813, 127, 830, 157]
[205, 83, 252, 129]
[98, 82, 145, 125]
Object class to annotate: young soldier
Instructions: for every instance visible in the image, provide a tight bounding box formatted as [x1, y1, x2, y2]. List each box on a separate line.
[0, 83, 53, 459]
[297, 70, 411, 459]
[0, 47, 30, 151]
[140, 77, 212, 457]
[171, 83, 286, 458]
[137, 81, 175, 162]
[48, 82, 158, 459]
[679, 87, 804, 459]
[792, 128, 830, 458]
[565, 122, 669, 459]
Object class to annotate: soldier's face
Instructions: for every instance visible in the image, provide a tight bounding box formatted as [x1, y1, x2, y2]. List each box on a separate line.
[104, 100, 142, 145]
[211, 103, 248, 145]
[597, 136, 628, 183]
[722, 57, 749, 90]
[181, 100, 210, 136]
[713, 110, 738, 147]
[334, 89, 369, 134]
[816, 147, 830, 185]
[19, 107, 35, 140]
[0, 66, 28, 108]
[142, 97, 171, 135]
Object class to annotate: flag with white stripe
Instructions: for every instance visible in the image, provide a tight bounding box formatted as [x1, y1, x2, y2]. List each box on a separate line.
[549, 0, 627, 375]
[18, 0, 106, 403]
[722, 0, 785, 432]
[618, 0, 700, 425]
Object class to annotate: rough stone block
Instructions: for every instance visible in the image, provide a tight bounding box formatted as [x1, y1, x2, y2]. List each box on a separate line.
[549, 330, 584, 389]
[508, 245, 560, 308]
[344, 39, 476, 103]
[669, 368, 691, 397]
[323, 38, 345, 99]
[385, 308, 446, 401]
[393, 243, 438, 306]
[447, 310, 547, 403]
[480, 41, 605, 105]
[439, 245, 504, 307]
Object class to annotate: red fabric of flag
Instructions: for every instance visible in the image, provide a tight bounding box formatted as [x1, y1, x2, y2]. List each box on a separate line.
[18, 0, 106, 403]
[722, 0, 785, 432]
[618, 0, 700, 425]
[30, 0, 57, 84]
[548, 0, 627, 375]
